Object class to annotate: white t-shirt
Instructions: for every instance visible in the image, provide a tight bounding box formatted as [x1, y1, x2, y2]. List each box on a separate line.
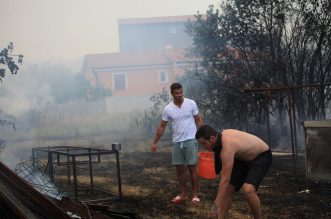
[162, 98, 199, 142]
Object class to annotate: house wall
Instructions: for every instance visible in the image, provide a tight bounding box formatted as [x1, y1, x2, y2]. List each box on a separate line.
[82, 15, 195, 98]
[105, 95, 153, 114]
[119, 22, 192, 52]
[95, 65, 185, 96]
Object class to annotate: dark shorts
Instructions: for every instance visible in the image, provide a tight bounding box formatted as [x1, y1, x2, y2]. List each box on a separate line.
[230, 149, 272, 191]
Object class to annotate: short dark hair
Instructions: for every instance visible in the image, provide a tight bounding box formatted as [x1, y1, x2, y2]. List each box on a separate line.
[170, 82, 182, 93]
[195, 125, 217, 140]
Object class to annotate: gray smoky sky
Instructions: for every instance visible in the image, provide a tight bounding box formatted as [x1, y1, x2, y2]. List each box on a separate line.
[0, 0, 220, 72]
[0, 0, 224, 169]
[0, 0, 220, 116]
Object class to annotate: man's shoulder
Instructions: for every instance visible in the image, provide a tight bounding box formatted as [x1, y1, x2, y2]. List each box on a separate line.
[184, 98, 197, 105]
[164, 101, 174, 108]
[163, 101, 175, 111]
[184, 97, 194, 102]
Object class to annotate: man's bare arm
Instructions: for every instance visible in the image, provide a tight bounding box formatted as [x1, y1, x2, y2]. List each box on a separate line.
[194, 114, 203, 128]
[215, 148, 235, 218]
[150, 120, 168, 152]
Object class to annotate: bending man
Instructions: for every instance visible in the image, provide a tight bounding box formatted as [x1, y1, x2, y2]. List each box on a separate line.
[195, 125, 272, 219]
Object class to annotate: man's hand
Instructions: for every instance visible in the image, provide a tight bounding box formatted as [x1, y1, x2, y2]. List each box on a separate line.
[151, 143, 157, 153]
[209, 203, 220, 218]
[150, 120, 167, 153]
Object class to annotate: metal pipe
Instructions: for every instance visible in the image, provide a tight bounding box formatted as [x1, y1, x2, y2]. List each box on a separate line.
[290, 89, 298, 158]
[115, 150, 122, 200]
[72, 155, 77, 198]
[89, 149, 94, 188]
[48, 149, 54, 182]
[67, 147, 71, 185]
[287, 89, 296, 176]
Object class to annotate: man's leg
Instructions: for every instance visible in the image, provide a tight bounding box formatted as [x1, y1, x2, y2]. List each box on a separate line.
[176, 165, 187, 197]
[241, 150, 272, 218]
[183, 139, 199, 198]
[241, 183, 261, 219]
[187, 165, 199, 197]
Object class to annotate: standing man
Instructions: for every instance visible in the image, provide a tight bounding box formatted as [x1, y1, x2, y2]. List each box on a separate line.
[195, 125, 272, 219]
[151, 82, 203, 204]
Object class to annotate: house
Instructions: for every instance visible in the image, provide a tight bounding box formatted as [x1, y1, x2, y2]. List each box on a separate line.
[118, 15, 194, 52]
[82, 15, 197, 97]
[82, 48, 197, 97]
[80, 15, 200, 119]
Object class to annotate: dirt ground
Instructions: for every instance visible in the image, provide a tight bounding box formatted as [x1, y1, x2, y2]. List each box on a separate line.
[58, 146, 331, 219]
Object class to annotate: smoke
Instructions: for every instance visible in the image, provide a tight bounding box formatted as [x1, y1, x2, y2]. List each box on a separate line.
[0, 62, 79, 166]
[0, 64, 54, 117]
[0, 76, 54, 117]
[0, 62, 78, 117]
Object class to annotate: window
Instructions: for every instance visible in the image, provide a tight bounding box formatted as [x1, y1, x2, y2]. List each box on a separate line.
[159, 70, 168, 83]
[113, 73, 127, 90]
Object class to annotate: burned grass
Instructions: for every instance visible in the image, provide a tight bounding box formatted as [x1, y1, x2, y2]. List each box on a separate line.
[54, 147, 331, 218]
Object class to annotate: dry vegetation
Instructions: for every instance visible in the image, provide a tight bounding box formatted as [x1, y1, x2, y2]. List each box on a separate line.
[46, 145, 331, 219]
[2, 138, 331, 218]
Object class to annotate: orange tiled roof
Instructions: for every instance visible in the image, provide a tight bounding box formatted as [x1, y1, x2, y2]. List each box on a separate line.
[118, 15, 196, 25]
[82, 48, 195, 71]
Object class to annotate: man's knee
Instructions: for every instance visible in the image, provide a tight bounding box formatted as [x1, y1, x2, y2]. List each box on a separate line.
[176, 165, 186, 174]
[187, 165, 197, 172]
[240, 183, 257, 197]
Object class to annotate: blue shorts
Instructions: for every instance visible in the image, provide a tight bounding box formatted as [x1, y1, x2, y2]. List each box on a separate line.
[172, 139, 198, 165]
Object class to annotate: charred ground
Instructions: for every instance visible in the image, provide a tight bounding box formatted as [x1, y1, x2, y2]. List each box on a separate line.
[74, 146, 331, 219]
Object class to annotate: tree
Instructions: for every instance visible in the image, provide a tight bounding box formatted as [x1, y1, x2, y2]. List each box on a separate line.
[0, 42, 23, 82]
[185, 5, 264, 129]
[185, 0, 331, 147]
[287, 0, 331, 121]
[0, 42, 23, 150]
[133, 88, 171, 138]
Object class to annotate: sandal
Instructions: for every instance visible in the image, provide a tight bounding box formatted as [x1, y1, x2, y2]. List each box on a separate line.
[192, 197, 200, 204]
[171, 195, 188, 204]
